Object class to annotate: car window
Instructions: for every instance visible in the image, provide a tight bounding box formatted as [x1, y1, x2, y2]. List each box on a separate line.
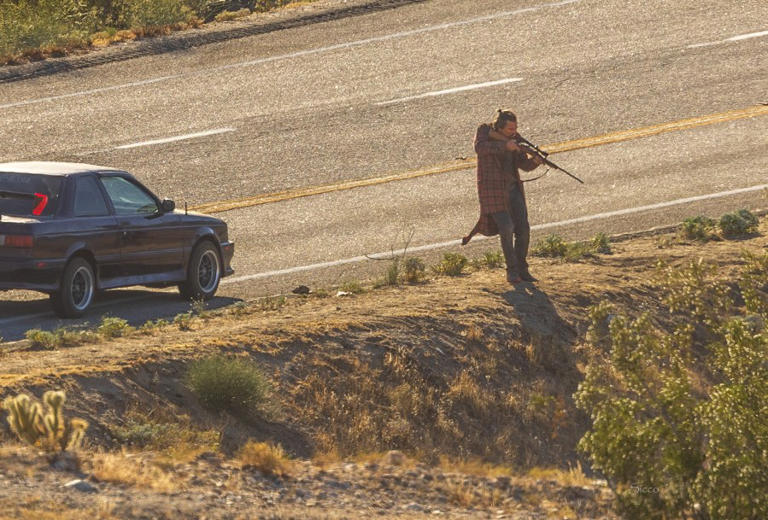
[74, 176, 110, 217]
[0, 172, 62, 217]
[100, 176, 158, 216]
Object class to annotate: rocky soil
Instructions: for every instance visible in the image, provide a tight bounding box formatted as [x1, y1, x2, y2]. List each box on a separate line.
[1, 215, 767, 519]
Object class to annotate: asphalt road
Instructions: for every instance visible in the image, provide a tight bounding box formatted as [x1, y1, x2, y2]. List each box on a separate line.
[1, 0, 767, 340]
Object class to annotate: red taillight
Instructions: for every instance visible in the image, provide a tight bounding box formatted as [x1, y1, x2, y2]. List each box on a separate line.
[32, 192, 49, 216]
[0, 234, 34, 248]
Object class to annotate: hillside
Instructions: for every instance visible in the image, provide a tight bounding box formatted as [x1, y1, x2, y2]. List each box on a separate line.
[1, 214, 766, 519]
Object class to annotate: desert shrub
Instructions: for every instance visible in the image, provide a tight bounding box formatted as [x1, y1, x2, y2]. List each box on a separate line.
[679, 215, 717, 242]
[471, 250, 504, 269]
[25, 327, 83, 349]
[719, 209, 759, 238]
[432, 252, 468, 276]
[575, 258, 768, 519]
[0, 0, 97, 58]
[174, 311, 194, 330]
[125, 0, 194, 30]
[590, 232, 612, 254]
[339, 280, 364, 294]
[112, 408, 219, 456]
[403, 257, 426, 283]
[383, 259, 400, 286]
[533, 234, 568, 257]
[533, 233, 611, 261]
[97, 316, 134, 338]
[185, 355, 271, 416]
[237, 440, 292, 476]
[2, 391, 88, 452]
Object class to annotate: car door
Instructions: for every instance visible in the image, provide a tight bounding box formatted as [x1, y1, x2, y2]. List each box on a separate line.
[98, 174, 184, 281]
[71, 174, 122, 283]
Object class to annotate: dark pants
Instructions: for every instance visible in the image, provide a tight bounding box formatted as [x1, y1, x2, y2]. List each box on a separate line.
[492, 186, 530, 276]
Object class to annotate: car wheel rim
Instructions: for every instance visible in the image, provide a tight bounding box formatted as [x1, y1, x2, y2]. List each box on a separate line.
[198, 250, 220, 293]
[71, 266, 94, 311]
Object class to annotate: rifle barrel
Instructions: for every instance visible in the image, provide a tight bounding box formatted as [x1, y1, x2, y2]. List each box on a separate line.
[517, 138, 584, 184]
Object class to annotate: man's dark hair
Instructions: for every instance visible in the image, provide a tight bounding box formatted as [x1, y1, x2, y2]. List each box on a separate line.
[491, 109, 517, 130]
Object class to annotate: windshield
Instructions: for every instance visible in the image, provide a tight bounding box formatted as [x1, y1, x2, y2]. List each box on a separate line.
[0, 172, 62, 217]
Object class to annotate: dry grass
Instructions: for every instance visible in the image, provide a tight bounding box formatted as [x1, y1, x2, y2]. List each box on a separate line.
[526, 462, 592, 487]
[237, 440, 293, 477]
[89, 451, 178, 492]
[438, 456, 514, 478]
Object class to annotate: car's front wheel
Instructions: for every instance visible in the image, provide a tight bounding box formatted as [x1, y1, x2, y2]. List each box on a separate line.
[51, 257, 95, 318]
[179, 241, 222, 300]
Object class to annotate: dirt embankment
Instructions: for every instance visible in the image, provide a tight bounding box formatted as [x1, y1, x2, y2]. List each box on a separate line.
[0, 220, 766, 519]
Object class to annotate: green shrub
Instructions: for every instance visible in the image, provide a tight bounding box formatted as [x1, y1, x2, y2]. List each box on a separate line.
[590, 232, 612, 254]
[533, 234, 568, 257]
[185, 355, 271, 416]
[719, 209, 759, 237]
[679, 215, 717, 242]
[339, 280, 365, 294]
[532, 233, 611, 261]
[97, 316, 134, 338]
[112, 410, 219, 452]
[432, 253, 467, 276]
[0, 0, 97, 58]
[575, 258, 768, 519]
[403, 257, 426, 283]
[471, 250, 504, 269]
[126, 0, 193, 29]
[174, 311, 194, 330]
[25, 327, 83, 349]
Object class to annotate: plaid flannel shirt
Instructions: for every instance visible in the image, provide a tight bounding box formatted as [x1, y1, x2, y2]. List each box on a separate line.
[462, 124, 539, 245]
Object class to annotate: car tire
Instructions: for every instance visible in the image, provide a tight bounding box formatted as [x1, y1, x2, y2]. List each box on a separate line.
[51, 257, 95, 318]
[179, 240, 222, 300]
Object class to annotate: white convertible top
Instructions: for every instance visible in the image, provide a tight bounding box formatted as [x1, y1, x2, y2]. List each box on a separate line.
[0, 161, 123, 176]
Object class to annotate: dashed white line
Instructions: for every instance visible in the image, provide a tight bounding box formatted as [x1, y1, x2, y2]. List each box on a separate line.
[687, 29, 768, 48]
[1, 0, 580, 110]
[221, 183, 768, 285]
[0, 76, 181, 110]
[376, 78, 524, 106]
[115, 128, 235, 149]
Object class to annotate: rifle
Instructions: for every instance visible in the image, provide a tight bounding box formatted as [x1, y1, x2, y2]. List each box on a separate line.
[514, 134, 584, 184]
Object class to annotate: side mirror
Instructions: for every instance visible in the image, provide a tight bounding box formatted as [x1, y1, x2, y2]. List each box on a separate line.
[160, 199, 175, 213]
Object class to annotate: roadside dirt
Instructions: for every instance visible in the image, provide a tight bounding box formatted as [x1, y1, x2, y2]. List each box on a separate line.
[1, 218, 766, 519]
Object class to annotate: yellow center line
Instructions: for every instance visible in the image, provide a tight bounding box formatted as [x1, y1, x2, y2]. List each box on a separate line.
[193, 104, 768, 214]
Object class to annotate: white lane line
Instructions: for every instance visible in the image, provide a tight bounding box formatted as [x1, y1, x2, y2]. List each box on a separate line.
[222, 183, 768, 285]
[1, 0, 580, 110]
[0, 76, 181, 110]
[376, 78, 523, 106]
[687, 29, 768, 48]
[114, 128, 235, 149]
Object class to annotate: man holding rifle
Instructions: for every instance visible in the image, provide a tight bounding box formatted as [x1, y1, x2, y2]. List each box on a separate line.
[462, 109, 544, 284]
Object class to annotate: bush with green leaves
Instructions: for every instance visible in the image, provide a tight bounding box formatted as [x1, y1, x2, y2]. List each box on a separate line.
[2, 391, 88, 452]
[0, 0, 97, 58]
[679, 215, 717, 242]
[575, 254, 768, 519]
[718, 209, 759, 238]
[25, 327, 84, 349]
[185, 355, 271, 416]
[432, 252, 468, 276]
[97, 316, 135, 338]
[403, 257, 426, 283]
[532, 233, 612, 261]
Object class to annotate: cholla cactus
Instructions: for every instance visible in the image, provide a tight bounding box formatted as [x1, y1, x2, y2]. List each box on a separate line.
[2, 391, 88, 452]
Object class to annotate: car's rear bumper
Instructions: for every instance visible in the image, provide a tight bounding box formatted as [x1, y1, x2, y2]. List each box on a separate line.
[0, 257, 63, 291]
[220, 241, 234, 277]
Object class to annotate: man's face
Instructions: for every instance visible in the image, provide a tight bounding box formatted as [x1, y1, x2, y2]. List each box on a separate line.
[499, 120, 518, 138]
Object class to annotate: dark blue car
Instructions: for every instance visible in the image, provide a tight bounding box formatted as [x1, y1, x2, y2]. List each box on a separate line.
[0, 162, 234, 317]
